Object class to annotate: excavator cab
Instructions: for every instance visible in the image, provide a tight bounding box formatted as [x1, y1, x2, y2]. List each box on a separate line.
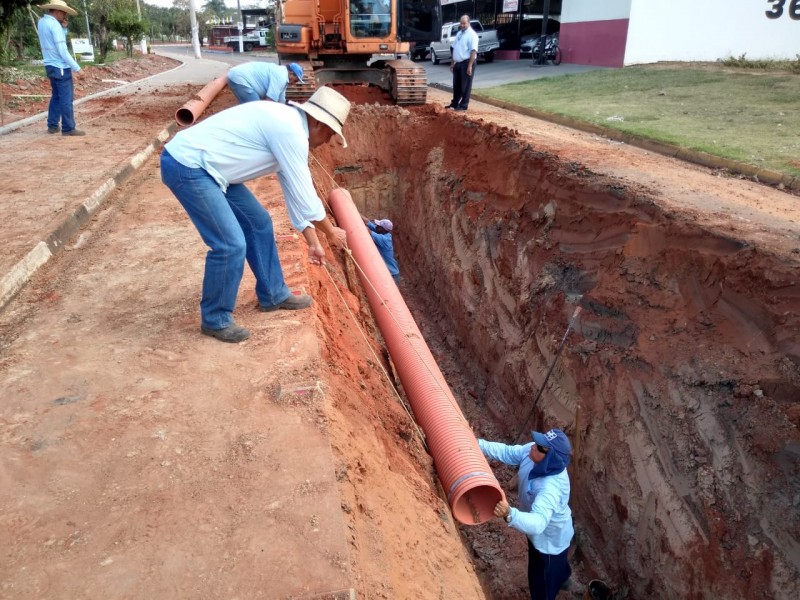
[277, 0, 440, 104]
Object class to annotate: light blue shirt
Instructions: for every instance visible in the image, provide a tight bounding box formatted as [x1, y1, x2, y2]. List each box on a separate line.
[367, 222, 399, 276]
[227, 62, 289, 103]
[164, 101, 325, 232]
[479, 439, 574, 555]
[37, 13, 80, 72]
[451, 26, 478, 63]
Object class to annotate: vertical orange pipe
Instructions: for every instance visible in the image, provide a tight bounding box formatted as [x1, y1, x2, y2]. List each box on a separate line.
[174, 72, 230, 127]
[329, 188, 504, 525]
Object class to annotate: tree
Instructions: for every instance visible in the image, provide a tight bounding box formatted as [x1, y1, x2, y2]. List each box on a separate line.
[108, 10, 146, 57]
[0, 0, 36, 64]
[203, 0, 226, 18]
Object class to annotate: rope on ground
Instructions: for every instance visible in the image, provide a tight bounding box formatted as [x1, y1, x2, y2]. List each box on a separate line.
[309, 153, 472, 433]
[320, 260, 427, 451]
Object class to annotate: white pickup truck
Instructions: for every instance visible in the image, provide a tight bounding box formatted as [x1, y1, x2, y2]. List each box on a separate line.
[429, 20, 499, 65]
[223, 28, 270, 52]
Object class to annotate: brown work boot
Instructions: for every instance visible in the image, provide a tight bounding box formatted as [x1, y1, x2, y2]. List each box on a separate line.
[258, 294, 313, 312]
[47, 127, 60, 134]
[62, 129, 86, 136]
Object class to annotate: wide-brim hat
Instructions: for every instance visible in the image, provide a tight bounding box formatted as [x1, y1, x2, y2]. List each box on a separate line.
[39, 0, 78, 16]
[289, 86, 350, 148]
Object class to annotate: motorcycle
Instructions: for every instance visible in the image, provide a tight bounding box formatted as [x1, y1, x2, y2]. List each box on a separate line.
[532, 33, 561, 66]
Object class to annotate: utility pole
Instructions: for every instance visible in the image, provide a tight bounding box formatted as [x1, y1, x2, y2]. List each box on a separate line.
[534, 0, 551, 66]
[189, 0, 201, 58]
[134, 0, 146, 54]
[81, 0, 91, 39]
[236, 0, 244, 54]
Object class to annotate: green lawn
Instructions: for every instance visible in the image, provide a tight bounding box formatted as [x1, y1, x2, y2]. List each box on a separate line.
[478, 63, 800, 178]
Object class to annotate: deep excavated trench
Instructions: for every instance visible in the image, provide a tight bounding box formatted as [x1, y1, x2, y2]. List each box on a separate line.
[311, 102, 800, 600]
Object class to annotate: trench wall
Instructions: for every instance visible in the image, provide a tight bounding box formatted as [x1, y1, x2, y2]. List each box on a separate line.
[314, 104, 800, 599]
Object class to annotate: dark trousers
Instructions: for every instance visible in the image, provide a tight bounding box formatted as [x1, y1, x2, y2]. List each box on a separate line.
[527, 539, 571, 600]
[451, 59, 475, 109]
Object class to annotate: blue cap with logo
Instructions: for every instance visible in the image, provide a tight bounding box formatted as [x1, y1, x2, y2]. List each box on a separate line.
[287, 63, 305, 84]
[532, 429, 571, 457]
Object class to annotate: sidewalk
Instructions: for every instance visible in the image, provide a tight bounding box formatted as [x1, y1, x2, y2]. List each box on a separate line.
[0, 51, 231, 310]
[0, 50, 358, 598]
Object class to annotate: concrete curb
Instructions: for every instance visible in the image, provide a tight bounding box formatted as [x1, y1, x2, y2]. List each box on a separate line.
[430, 82, 800, 192]
[0, 60, 187, 136]
[0, 122, 178, 311]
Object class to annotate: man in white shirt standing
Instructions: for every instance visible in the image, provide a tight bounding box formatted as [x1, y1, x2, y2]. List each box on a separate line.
[160, 86, 350, 343]
[448, 14, 479, 111]
[36, 0, 84, 136]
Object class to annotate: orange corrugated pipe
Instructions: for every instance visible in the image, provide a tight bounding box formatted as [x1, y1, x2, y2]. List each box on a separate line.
[174, 72, 229, 127]
[329, 188, 504, 525]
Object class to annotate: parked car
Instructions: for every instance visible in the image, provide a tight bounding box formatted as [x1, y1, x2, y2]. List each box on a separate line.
[429, 20, 499, 65]
[409, 40, 432, 61]
[519, 35, 540, 57]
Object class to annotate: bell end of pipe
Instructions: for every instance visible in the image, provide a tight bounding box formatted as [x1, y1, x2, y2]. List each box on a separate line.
[450, 483, 504, 525]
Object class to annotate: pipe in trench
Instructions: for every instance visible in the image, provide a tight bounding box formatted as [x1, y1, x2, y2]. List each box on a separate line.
[329, 188, 504, 525]
[174, 72, 229, 127]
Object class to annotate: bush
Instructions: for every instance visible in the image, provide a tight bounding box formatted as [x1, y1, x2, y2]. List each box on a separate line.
[721, 53, 800, 73]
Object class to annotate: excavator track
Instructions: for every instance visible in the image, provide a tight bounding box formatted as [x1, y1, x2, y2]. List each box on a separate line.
[283, 59, 427, 106]
[386, 59, 428, 105]
[284, 61, 317, 103]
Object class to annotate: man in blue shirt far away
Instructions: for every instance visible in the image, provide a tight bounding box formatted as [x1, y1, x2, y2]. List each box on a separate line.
[37, 0, 85, 136]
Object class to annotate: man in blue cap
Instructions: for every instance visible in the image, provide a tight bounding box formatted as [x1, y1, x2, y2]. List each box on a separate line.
[478, 428, 574, 600]
[226, 62, 305, 104]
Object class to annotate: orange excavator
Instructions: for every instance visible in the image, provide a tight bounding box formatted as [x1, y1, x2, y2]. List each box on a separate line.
[276, 0, 440, 105]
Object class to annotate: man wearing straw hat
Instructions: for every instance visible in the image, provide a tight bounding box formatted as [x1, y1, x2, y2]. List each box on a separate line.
[37, 0, 85, 136]
[160, 86, 350, 343]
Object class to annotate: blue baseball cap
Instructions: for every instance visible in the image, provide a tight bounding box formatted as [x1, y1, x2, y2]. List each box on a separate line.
[287, 63, 305, 84]
[532, 429, 571, 456]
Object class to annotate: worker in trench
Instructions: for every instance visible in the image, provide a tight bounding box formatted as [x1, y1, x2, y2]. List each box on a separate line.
[160, 86, 350, 343]
[361, 216, 399, 283]
[479, 428, 574, 600]
[226, 62, 305, 104]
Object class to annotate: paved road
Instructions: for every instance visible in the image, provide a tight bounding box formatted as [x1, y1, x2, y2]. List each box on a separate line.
[163, 44, 605, 89]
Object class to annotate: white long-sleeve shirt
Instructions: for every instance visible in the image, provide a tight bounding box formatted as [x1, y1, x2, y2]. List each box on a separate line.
[164, 101, 325, 232]
[479, 439, 574, 555]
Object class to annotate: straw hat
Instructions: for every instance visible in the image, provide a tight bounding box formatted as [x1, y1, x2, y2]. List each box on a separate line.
[39, 0, 78, 16]
[289, 86, 350, 148]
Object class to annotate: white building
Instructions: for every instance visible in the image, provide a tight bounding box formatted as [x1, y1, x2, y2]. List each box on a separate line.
[560, 0, 800, 67]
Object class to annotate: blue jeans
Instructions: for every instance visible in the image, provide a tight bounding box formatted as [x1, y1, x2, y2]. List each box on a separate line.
[45, 65, 76, 132]
[160, 149, 291, 329]
[227, 78, 261, 103]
